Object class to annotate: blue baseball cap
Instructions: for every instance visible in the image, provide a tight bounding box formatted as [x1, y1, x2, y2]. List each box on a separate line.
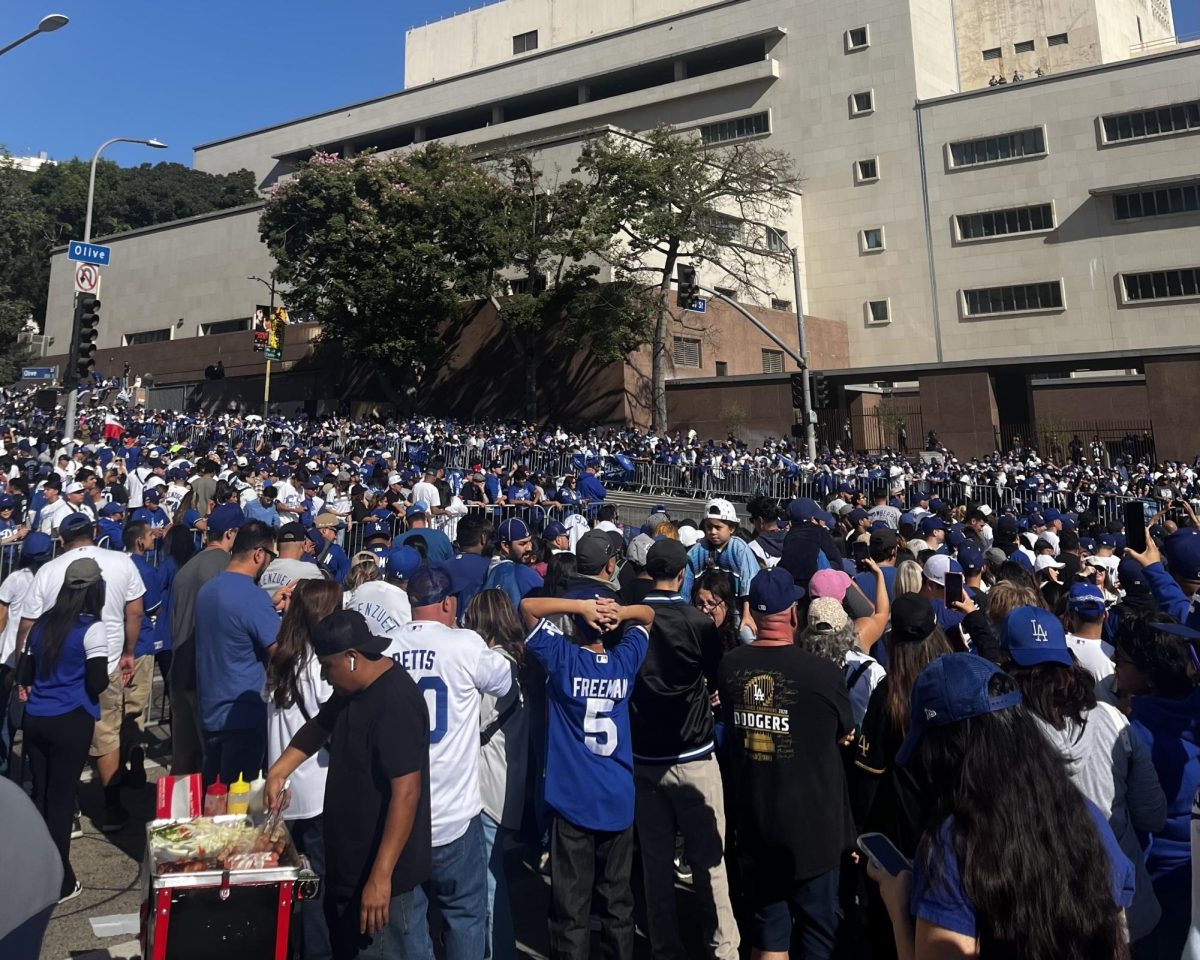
[0, 494, 14, 510]
[21, 531, 53, 560]
[787, 498, 821, 523]
[544, 520, 568, 540]
[1067, 583, 1106, 614]
[405, 501, 429, 520]
[362, 521, 390, 542]
[407, 565, 455, 607]
[1044, 508, 1063, 523]
[497, 517, 531, 543]
[58, 513, 94, 538]
[143, 487, 161, 502]
[899, 512, 917, 528]
[1028, 513, 1046, 527]
[848, 508, 869, 524]
[1117, 557, 1149, 595]
[387, 545, 423, 581]
[957, 544, 983, 574]
[100, 501, 126, 516]
[650, 504, 669, 516]
[1097, 533, 1118, 549]
[1163, 529, 1200, 581]
[748, 567, 805, 615]
[304, 478, 321, 490]
[920, 516, 945, 535]
[895, 654, 1023, 766]
[208, 504, 246, 536]
[1079, 536, 1097, 553]
[1009, 550, 1034, 572]
[929, 498, 946, 512]
[1002, 605, 1072, 667]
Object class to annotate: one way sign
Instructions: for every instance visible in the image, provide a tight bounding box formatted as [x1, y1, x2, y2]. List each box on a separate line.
[68, 241, 112, 266]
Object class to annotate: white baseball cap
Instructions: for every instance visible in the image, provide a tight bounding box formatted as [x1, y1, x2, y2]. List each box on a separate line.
[703, 498, 738, 524]
[388, 473, 403, 486]
[64, 481, 85, 495]
[678, 526, 703, 548]
[1035, 554, 1065, 571]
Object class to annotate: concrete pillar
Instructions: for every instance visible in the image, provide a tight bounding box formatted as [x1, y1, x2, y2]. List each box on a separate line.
[919, 371, 1000, 459]
[673, 59, 688, 82]
[413, 124, 426, 144]
[1145, 358, 1200, 461]
[577, 83, 591, 104]
[491, 105, 504, 125]
[342, 141, 356, 159]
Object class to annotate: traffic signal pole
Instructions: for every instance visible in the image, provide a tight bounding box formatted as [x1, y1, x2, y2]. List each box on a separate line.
[62, 292, 81, 444]
[789, 245, 817, 461]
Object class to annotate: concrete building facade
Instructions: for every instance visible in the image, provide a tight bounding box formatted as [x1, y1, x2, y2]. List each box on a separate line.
[41, 0, 1200, 441]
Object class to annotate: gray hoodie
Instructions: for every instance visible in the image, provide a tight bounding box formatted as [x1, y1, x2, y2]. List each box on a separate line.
[1036, 702, 1167, 941]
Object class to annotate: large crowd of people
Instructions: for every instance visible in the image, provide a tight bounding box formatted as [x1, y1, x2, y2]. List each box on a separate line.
[3, 386, 1200, 959]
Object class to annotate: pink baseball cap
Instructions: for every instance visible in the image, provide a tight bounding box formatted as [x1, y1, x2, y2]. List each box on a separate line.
[808, 569, 852, 602]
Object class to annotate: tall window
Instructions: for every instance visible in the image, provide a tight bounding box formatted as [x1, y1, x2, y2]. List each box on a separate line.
[948, 127, 1046, 168]
[512, 30, 538, 55]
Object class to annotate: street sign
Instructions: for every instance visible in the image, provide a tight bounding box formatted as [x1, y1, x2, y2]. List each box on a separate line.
[264, 306, 288, 361]
[67, 240, 112, 266]
[21, 366, 57, 382]
[686, 298, 707, 313]
[73, 262, 102, 295]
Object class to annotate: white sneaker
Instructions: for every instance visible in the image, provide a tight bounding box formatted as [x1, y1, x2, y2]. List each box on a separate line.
[71, 814, 83, 839]
[58, 881, 83, 904]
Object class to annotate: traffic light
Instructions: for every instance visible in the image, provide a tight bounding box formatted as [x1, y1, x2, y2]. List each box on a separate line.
[73, 295, 101, 381]
[811, 373, 832, 408]
[790, 372, 805, 409]
[676, 263, 699, 308]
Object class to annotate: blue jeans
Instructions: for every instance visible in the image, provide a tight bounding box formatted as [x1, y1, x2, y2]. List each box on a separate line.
[481, 814, 517, 960]
[402, 815, 487, 960]
[325, 889, 415, 960]
[290, 815, 332, 960]
[201, 726, 265, 788]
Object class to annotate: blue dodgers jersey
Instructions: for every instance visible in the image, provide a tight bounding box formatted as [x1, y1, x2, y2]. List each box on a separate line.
[526, 619, 648, 832]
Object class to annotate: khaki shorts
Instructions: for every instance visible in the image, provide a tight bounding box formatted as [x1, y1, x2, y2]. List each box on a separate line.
[89, 656, 155, 757]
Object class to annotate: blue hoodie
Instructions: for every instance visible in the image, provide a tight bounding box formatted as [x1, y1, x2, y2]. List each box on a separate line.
[1130, 688, 1200, 892]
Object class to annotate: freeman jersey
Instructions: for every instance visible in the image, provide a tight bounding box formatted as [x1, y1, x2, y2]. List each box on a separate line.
[525, 618, 649, 832]
[386, 619, 512, 846]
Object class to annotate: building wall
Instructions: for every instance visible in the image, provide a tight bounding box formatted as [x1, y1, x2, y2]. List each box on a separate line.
[404, 0, 728, 88]
[1031, 379, 1150, 422]
[916, 50, 1200, 365]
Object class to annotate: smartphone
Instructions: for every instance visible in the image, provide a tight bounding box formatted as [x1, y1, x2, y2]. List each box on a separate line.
[852, 541, 869, 573]
[944, 571, 965, 606]
[857, 832, 911, 877]
[1124, 501, 1147, 553]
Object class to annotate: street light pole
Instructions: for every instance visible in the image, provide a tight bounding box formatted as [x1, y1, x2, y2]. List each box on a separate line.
[0, 13, 68, 59]
[62, 136, 168, 444]
[249, 276, 275, 418]
[789, 245, 817, 461]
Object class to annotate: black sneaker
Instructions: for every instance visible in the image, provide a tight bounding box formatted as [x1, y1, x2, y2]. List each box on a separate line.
[673, 854, 693, 883]
[122, 748, 147, 788]
[101, 805, 129, 834]
[71, 814, 84, 839]
[58, 881, 83, 904]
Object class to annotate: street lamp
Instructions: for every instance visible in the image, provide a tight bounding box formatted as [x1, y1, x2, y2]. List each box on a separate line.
[766, 228, 816, 461]
[62, 136, 168, 443]
[84, 138, 168, 241]
[0, 13, 69, 58]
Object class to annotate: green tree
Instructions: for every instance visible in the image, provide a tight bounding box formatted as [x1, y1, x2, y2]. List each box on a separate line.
[576, 125, 803, 430]
[490, 155, 656, 418]
[259, 145, 512, 372]
[0, 155, 51, 381]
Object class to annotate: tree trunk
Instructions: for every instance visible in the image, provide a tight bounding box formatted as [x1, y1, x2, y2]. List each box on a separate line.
[653, 245, 679, 433]
[523, 331, 538, 421]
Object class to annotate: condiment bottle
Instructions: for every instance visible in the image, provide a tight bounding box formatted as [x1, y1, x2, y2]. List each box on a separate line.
[227, 772, 251, 816]
[204, 775, 228, 816]
[247, 770, 266, 816]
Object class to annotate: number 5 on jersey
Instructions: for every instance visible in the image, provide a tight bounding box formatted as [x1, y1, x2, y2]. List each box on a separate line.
[584, 697, 617, 756]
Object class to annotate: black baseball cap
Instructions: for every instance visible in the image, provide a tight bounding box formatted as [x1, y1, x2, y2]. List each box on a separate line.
[311, 609, 389, 658]
[891, 593, 936, 644]
[277, 522, 307, 544]
[645, 539, 689, 579]
[577, 529, 617, 575]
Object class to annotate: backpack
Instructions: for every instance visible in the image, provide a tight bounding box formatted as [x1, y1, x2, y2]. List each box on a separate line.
[844, 659, 875, 727]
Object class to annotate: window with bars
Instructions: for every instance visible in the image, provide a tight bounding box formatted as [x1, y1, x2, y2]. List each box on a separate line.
[1121, 268, 1200, 303]
[512, 30, 538, 55]
[983, 47, 1001, 60]
[961, 281, 1064, 317]
[771, 298, 792, 311]
[200, 318, 250, 336]
[124, 328, 172, 346]
[1014, 39, 1035, 53]
[955, 202, 1055, 240]
[1047, 33, 1068, 45]
[700, 112, 769, 145]
[673, 337, 701, 367]
[851, 91, 875, 116]
[1101, 100, 1200, 144]
[948, 127, 1046, 167]
[1113, 183, 1200, 220]
[761, 349, 784, 373]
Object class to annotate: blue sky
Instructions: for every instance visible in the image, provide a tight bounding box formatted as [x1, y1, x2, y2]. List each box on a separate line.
[3, 0, 1199, 168]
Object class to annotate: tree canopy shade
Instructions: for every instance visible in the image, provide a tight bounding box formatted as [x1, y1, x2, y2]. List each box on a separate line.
[576, 125, 803, 430]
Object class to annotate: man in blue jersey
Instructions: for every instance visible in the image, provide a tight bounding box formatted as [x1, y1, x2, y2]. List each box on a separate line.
[519, 591, 653, 960]
[482, 518, 542, 610]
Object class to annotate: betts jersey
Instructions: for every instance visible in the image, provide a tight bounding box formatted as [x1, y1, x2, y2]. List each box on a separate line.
[386, 619, 512, 846]
[525, 618, 648, 832]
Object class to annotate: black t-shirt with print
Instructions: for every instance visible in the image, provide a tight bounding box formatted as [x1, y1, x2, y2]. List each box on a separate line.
[317, 663, 431, 898]
[717, 644, 854, 892]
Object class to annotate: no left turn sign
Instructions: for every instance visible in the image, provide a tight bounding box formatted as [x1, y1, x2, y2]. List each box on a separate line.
[74, 263, 101, 295]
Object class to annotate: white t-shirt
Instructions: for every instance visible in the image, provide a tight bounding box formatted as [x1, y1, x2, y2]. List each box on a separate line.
[24, 545, 145, 671]
[0, 568, 37, 668]
[265, 653, 333, 821]
[480, 650, 526, 830]
[259, 558, 324, 599]
[344, 581, 412, 638]
[412, 481, 441, 510]
[37, 498, 73, 535]
[1066, 632, 1115, 683]
[385, 619, 513, 846]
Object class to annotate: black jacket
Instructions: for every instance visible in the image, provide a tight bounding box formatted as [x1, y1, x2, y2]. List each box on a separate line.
[779, 523, 845, 588]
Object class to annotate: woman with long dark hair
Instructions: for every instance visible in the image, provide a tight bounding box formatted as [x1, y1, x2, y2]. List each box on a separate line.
[464, 589, 527, 960]
[1003, 605, 1166, 951]
[152, 524, 198, 682]
[17, 558, 110, 902]
[869, 653, 1135, 960]
[692, 569, 739, 651]
[264, 579, 341, 960]
[1111, 609, 1200, 956]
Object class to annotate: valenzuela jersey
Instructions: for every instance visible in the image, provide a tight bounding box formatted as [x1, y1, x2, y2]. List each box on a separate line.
[525, 618, 649, 832]
[386, 619, 512, 846]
